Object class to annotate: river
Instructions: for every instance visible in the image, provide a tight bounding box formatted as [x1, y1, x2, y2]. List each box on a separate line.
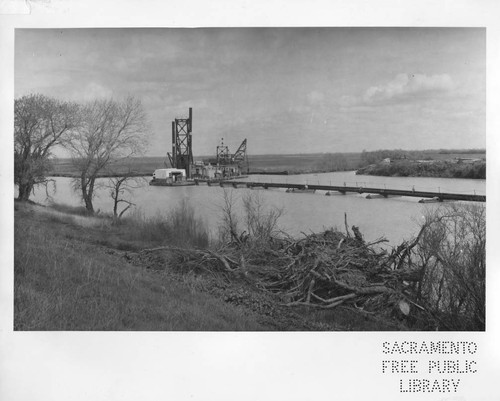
[30, 171, 485, 245]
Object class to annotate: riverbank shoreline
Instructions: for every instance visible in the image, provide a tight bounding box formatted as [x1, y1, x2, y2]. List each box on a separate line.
[14, 199, 485, 331]
[13, 200, 409, 331]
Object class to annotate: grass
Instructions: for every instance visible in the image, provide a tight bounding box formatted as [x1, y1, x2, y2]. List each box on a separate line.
[34, 200, 210, 252]
[48, 201, 93, 216]
[14, 202, 266, 330]
[13, 200, 422, 331]
[119, 201, 210, 249]
[294, 305, 406, 331]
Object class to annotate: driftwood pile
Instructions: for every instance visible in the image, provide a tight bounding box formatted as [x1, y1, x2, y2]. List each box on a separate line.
[142, 222, 426, 316]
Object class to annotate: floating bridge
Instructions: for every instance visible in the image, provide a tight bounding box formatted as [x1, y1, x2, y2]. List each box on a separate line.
[196, 180, 485, 203]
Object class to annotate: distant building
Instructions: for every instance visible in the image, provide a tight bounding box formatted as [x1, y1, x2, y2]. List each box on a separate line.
[151, 168, 186, 184]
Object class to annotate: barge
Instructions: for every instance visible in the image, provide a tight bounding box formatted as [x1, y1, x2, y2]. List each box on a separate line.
[149, 168, 196, 186]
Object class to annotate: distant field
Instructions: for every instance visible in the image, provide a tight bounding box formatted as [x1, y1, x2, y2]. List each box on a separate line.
[248, 151, 485, 173]
[49, 157, 168, 177]
[246, 153, 359, 173]
[48, 154, 337, 176]
[48, 149, 486, 177]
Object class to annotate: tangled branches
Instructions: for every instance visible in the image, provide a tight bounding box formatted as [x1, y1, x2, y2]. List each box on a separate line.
[142, 224, 422, 316]
[141, 203, 485, 331]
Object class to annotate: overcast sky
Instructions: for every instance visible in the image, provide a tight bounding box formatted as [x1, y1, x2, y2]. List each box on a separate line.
[15, 28, 485, 157]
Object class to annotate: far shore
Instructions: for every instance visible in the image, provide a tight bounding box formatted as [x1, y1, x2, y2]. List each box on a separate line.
[48, 149, 486, 180]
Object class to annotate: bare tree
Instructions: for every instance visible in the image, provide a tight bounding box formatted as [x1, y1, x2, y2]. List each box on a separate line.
[66, 97, 148, 213]
[218, 188, 241, 244]
[14, 94, 78, 200]
[106, 172, 145, 219]
[242, 191, 283, 241]
[218, 189, 284, 246]
[414, 203, 485, 330]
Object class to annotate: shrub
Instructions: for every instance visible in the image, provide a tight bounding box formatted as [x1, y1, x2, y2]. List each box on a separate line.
[242, 191, 283, 243]
[217, 188, 241, 244]
[121, 201, 209, 249]
[217, 189, 284, 248]
[414, 203, 485, 330]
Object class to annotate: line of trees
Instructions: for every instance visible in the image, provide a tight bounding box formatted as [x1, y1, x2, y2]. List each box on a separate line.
[14, 93, 148, 214]
[358, 148, 486, 168]
[356, 159, 486, 179]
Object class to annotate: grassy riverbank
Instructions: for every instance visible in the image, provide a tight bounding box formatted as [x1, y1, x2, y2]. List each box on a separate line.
[15, 201, 404, 330]
[14, 202, 262, 330]
[15, 195, 484, 331]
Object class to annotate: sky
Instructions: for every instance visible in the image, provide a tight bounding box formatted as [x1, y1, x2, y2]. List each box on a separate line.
[14, 28, 486, 157]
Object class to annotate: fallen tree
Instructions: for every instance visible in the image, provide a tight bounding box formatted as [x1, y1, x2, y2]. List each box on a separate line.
[141, 221, 422, 316]
[140, 203, 485, 331]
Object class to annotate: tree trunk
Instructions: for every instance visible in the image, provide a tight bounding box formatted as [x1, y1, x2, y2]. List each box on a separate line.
[113, 199, 118, 218]
[81, 174, 95, 213]
[112, 185, 119, 218]
[17, 182, 34, 201]
[83, 194, 94, 213]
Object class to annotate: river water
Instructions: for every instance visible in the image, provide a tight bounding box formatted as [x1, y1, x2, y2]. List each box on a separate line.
[30, 171, 485, 245]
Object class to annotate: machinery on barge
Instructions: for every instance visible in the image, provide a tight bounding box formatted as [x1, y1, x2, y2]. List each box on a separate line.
[150, 107, 249, 186]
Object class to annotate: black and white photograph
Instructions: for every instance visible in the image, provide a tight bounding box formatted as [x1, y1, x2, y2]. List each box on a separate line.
[1, 0, 499, 400]
[12, 27, 486, 331]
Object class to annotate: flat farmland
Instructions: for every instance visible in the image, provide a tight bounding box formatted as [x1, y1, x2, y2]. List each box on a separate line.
[246, 153, 362, 173]
[48, 150, 485, 177]
[49, 157, 168, 177]
[48, 154, 346, 176]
